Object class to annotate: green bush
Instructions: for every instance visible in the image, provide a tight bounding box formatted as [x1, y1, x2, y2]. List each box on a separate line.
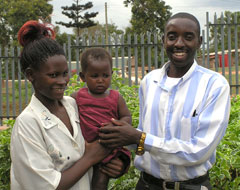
[0, 120, 14, 190]
[210, 95, 240, 189]
[64, 74, 85, 96]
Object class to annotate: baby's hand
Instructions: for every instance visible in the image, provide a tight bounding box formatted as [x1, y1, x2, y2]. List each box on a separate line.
[101, 118, 119, 128]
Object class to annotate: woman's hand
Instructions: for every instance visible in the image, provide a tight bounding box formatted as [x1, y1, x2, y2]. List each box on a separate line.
[84, 140, 111, 165]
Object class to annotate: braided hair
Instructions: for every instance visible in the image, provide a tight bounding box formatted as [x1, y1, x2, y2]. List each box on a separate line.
[18, 20, 65, 74]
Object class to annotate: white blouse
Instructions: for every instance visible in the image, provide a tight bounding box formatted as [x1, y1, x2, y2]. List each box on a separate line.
[11, 95, 92, 190]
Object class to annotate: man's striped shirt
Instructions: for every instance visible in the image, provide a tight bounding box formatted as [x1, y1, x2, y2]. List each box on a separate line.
[134, 60, 230, 181]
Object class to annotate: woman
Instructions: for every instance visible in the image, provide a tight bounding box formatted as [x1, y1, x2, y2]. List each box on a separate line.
[10, 20, 125, 190]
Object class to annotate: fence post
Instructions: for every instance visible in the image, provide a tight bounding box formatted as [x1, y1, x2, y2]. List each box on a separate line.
[201, 29, 205, 67]
[220, 13, 226, 77]
[147, 33, 152, 73]
[227, 13, 232, 94]
[160, 39, 165, 67]
[114, 34, 119, 70]
[234, 13, 239, 94]
[11, 47, 16, 117]
[0, 46, 2, 125]
[141, 34, 145, 78]
[134, 34, 138, 85]
[127, 34, 132, 86]
[4, 47, 9, 116]
[75, 36, 80, 75]
[67, 35, 72, 79]
[17, 47, 22, 113]
[154, 32, 158, 69]
[214, 13, 219, 72]
[206, 12, 210, 69]
[120, 34, 125, 81]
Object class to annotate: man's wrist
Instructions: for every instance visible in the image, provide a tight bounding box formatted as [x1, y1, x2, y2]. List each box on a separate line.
[135, 132, 146, 155]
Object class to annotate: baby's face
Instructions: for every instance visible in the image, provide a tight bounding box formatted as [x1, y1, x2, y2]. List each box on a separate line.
[83, 58, 112, 95]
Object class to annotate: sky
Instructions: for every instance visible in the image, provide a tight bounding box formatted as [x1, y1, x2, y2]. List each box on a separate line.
[49, 0, 240, 34]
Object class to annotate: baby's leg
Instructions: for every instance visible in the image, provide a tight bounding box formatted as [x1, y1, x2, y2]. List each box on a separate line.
[92, 164, 109, 190]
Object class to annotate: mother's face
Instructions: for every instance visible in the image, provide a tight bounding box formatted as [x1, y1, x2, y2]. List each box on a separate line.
[28, 55, 69, 102]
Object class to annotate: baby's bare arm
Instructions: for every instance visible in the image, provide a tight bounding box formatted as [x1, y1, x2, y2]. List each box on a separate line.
[70, 91, 78, 100]
[117, 94, 132, 125]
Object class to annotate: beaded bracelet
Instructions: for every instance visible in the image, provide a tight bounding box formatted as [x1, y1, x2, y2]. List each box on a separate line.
[135, 132, 146, 155]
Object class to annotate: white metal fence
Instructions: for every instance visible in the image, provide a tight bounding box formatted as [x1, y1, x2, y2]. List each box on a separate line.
[0, 12, 239, 124]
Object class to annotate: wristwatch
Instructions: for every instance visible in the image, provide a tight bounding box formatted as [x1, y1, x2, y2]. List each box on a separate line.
[135, 132, 146, 155]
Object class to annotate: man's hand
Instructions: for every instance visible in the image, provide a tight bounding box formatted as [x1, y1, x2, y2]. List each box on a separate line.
[98, 119, 142, 148]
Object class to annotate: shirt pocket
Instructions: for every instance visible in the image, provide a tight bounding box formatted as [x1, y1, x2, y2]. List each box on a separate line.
[180, 115, 199, 141]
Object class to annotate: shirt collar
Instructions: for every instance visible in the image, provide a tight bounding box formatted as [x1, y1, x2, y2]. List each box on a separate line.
[152, 60, 198, 84]
[181, 60, 198, 82]
[29, 95, 58, 129]
[29, 95, 80, 131]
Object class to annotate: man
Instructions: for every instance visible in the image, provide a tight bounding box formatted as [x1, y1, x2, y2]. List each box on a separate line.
[99, 12, 230, 190]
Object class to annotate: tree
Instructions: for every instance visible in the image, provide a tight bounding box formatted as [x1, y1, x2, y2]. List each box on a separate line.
[0, 0, 10, 47]
[124, 0, 172, 35]
[75, 22, 124, 36]
[0, 0, 53, 46]
[55, 32, 69, 47]
[56, 0, 98, 37]
[122, 0, 172, 68]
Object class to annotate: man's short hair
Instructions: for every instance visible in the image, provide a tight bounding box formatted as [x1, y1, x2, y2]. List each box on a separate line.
[166, 12, 201, 36]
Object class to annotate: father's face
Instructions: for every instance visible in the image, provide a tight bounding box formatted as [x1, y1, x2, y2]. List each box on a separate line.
[164, 18, 202, 70]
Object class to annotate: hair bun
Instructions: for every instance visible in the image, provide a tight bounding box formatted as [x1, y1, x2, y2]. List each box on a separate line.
[18, 20, 56, 47]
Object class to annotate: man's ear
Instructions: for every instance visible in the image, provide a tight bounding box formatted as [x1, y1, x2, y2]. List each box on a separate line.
[79, 72, 86, 82]
[162, 35, 166, 48]
[198, 36, 203, 49]
[25, 68, 34, 83]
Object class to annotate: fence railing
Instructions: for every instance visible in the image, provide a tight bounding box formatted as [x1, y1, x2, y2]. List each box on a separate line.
[66, 32, 165, 85]
[0, 12, 240, 125]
